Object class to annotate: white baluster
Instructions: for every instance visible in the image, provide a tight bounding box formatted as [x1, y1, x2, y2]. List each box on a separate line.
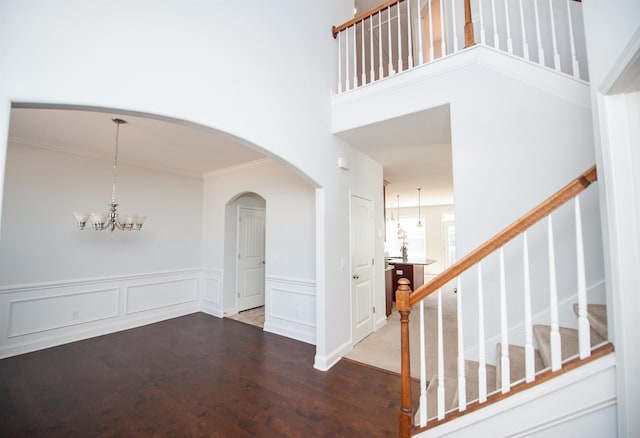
[361, 20, 366, 86]
[478, 0, 487, 44]
[548, 0, 561, 71]
[548, 215, 562, 371]
[534, 0, 545, 65]
[523, 231, 535, 382]
[456, 277, 467, 411]
[451, 0, 459, 52]
[407, 0, 414, 68]
[518, 0, 529, 59]
[353, 24, 358, 88]
[337, 31, 343, 94]
[345, 28, 350, 91]
[566, 0, 580, 78]
[417, 0, 424, 65]
[378, 12, 384, 79]
[575, 196, 591, 358]
[478, 263, 488, 403]
[419, 298, 428, 426]
[388, 6, 394, 75]
[397, 2, 403, 72]
[491, 0, 499, 49]
[369, 15, 375, 81]
[440, 0, 446, 57]
[499, 247, 511, 393]
[437, 288, 445, 419]
[504, 0, 513, 54]
[428, 0, 435, 60]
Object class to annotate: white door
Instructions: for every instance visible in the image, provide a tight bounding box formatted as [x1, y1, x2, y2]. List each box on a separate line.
[236, 206, 265, 312]
[351, 195, 375, 345]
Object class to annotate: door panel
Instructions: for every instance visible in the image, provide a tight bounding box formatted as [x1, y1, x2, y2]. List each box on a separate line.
[351, 195, 375, 344]
[237, 206, 265, 312]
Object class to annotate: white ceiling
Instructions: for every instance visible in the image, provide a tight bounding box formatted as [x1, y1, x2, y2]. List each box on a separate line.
[7, 101, 453, 209]
[335, 105, 454, 208]
[7, 107, 267, 178]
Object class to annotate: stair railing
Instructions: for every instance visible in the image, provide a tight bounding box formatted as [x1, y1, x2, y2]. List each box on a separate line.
[332, 0, 586, 95]
[397, 165, 599, 436]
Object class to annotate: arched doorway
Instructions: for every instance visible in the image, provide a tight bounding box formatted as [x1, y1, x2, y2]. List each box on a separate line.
[223, 192, 266, 321]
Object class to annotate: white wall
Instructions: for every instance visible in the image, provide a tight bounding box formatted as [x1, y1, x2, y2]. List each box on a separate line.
[0, 143, 203, 285]
[582, 1, 640, 435]
[202, 159, 318, 344]
[331, 46, 602, 359]
[0, 143, 204, 357]
[0, 1, 385, 369]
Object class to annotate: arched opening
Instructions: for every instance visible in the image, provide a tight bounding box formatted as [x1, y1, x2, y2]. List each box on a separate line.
[222, 192, 267, 327]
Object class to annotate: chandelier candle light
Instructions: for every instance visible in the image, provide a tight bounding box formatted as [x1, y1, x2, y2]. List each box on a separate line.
[73, 117, 146, 232]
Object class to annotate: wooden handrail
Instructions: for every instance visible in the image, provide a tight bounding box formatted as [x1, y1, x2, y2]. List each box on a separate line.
[332, 0, 406, 38]
[408, 165, 597, 307]
[333, 0, 582, 39]
[397, 165, 597, 437]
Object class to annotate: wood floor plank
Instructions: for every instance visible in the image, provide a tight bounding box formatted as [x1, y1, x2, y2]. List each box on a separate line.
[0, 313, 401, 437]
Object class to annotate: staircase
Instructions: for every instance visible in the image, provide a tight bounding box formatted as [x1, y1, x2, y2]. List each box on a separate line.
[420, 303, 609, 423]
[395, 166, 613, 437]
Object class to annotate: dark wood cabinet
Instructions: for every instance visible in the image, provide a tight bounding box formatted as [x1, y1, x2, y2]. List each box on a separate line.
[385, 268, 393, 317]
[390, 262, 424, 301]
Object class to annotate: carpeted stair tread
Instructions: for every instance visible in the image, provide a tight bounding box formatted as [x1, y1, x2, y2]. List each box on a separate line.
[573, 303, 608, 340]
[495, 343, 545, 389]
[415, 374, 459, 423]
[457, 359, 497, 405]
[533, 325, 606, 368]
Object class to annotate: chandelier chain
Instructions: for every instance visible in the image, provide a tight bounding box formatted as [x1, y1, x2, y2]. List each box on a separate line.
[111, 119, 122, 204]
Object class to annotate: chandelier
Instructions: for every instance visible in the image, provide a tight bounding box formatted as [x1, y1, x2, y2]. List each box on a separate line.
[73, 117, 146, 232]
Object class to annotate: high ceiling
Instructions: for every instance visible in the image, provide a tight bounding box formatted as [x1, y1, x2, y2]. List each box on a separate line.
[7, 107, 267, 178]
[7, 102, 453, 210]
[335, 105, 454, 208]
[5, 2, 452, 211]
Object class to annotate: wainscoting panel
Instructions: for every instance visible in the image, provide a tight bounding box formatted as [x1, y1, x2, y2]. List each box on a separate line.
[201, 269, 223, 317]
[0, 269, 201, 358]
[126, 278, 197, 315]
[264, 276, 316, 345]
[8, 288, 119, 338]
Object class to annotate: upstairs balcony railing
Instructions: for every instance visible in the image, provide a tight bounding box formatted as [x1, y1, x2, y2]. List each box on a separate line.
[332, 0, 587, 94]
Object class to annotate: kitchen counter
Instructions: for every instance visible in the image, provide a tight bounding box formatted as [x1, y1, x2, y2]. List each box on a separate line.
[386, 258, 437, 266]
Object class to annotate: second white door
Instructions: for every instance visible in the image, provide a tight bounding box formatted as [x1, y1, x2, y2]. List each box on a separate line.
[236, 206, 265, 312]
[351, 195, 375, 345]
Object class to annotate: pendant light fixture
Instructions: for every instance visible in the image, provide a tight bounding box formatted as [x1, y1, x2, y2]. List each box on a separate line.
[417, 187, 423, 228]
[73, 117, 146, 232]
[396, 195, 401, 228]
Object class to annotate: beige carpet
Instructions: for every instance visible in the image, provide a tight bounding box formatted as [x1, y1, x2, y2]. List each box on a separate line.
[345, 289, 459, 380]
[225, 306, 265, 328]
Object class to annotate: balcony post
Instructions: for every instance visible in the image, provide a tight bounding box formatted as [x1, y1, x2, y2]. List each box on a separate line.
[464, 0, 475, 48]
[397, 278, 413, 438]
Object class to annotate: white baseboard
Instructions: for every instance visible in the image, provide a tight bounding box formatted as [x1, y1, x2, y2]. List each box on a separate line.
[0, 304, 200, 358]
[314, 338, 352, 371]
[0, 269, 202, 359]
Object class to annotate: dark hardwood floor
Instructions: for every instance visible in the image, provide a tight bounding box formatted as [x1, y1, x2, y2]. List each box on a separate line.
[0, 313, 404, 437]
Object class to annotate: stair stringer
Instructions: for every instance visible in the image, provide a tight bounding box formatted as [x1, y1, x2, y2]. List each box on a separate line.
[414, 353, 617, 437]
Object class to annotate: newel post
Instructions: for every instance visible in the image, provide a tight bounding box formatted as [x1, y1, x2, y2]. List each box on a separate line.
[464, 0, 475, 48]
[397, 278, 413, 438]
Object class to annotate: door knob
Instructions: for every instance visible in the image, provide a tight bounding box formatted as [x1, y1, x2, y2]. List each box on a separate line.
[352, 274, 360, 279]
